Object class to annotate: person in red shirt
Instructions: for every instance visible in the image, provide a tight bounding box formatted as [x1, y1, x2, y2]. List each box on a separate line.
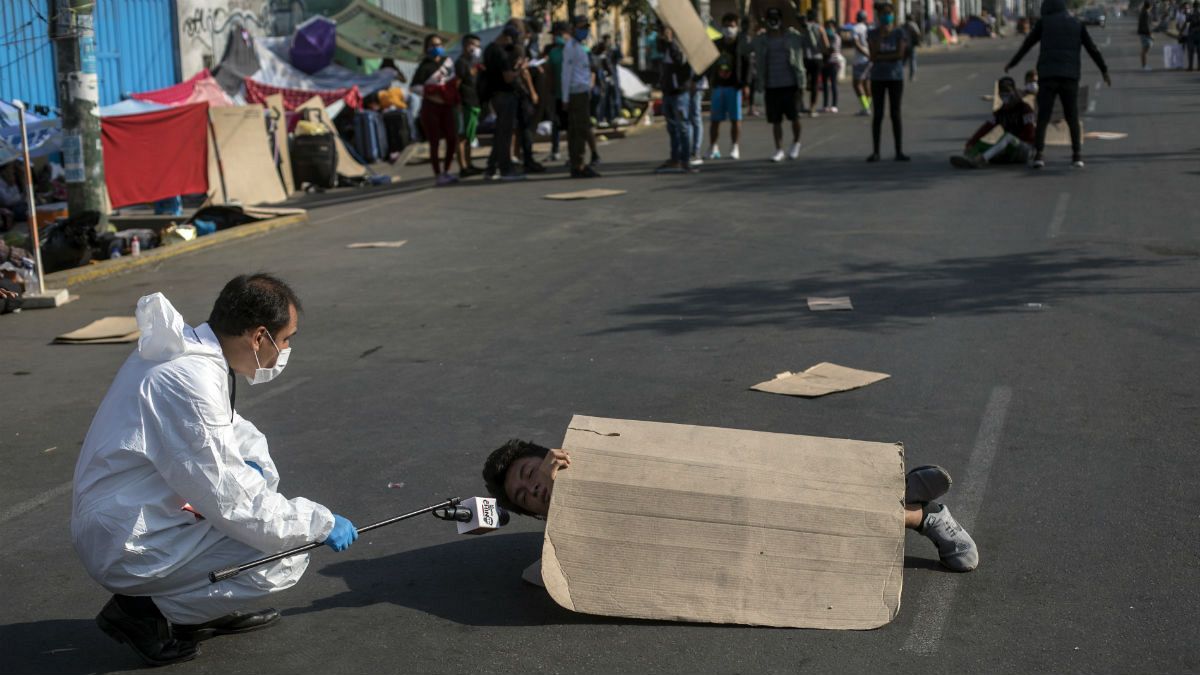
[951, 77, 1036, 169]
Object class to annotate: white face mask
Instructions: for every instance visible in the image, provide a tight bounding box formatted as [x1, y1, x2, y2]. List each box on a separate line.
[246, 329, 290, 385]
[723, 25, 739, 38]
[470, 46, 482, 59]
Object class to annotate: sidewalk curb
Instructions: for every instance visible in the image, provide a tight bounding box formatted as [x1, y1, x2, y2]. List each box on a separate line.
[43, 212, 309, 289]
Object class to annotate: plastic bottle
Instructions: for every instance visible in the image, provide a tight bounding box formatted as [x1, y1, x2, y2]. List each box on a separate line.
[21, 263, 36, 294]
[130, 235, 141, 257]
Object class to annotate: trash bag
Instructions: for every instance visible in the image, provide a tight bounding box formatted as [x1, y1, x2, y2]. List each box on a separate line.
[40, 211, 101, 273]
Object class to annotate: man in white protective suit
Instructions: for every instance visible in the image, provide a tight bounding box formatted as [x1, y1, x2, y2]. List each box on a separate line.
[71, 274, 359, 666]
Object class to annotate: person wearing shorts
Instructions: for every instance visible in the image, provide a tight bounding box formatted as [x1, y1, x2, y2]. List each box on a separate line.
[706, 13, 749, 159]
[456, 34, 483, 177]
[752, 7, 806, 162]
[852, 11, 873, 115]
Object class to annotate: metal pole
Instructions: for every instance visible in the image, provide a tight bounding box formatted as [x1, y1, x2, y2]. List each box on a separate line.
[15, 102, 45, 295]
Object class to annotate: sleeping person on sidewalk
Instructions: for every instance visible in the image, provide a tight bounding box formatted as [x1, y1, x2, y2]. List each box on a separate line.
[481, 439, 980, 577]
[952, 76, 1036, 169]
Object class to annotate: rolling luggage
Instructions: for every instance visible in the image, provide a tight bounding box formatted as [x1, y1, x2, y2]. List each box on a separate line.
[382, 109, 411, 154]
[290, 134, 338, 189]
[352, 110, 387, 163]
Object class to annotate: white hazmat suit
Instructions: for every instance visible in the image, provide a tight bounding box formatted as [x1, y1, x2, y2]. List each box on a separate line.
[71, 293, 334, 624]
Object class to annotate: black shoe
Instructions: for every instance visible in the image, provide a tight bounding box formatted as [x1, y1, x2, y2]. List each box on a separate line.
[96, 596, 199, 667]
[571, 166, 601, 178]
[866, 153, 881, 163]
[589, 154, 601, 167]
[895, 153, 911, 162]
[524, 161, 546, 174]
[173, 608, 281, 642]
[459, 165, 483, 178]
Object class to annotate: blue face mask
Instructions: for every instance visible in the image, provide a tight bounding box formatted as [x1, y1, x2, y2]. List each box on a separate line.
[574, 28, 589, 41]
[883, 13, 895, 25]
[429, 45, 446, 57]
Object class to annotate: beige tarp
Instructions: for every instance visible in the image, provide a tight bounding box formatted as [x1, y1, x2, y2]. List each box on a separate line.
[542, 415, 905, 629]
[295, 96, 367, 178]
[653, 0, 720, 74]
[207, 106, 288, 206]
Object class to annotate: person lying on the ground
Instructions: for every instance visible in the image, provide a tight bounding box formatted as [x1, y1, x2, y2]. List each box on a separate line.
[482, 439, 980, 573]
[951, 76, 1036, 169]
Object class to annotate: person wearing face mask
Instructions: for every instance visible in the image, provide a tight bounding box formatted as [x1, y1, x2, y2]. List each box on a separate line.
[706, 13, 750, 159]
[950, 76, 1036, 168]
[455, 34, 484, 178]
[751, 6, 807, 162]
[413, 33, 461, 186]
[866, 3, 911, 162]
[562, 15, 601, 177]
[71, 274, 357, 666]
[821, 19, 844, 113]
[797, 11, 828, 117]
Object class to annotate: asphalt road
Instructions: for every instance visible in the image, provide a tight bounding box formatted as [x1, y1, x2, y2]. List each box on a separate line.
[2, 21, 1198, 675]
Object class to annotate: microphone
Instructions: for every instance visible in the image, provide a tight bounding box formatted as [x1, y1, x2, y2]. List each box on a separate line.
[432, 496, 510, 535]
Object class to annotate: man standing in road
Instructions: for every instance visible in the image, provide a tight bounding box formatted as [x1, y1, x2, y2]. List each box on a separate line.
[72, 274, 358, 666]
[484, 23, 529, 181]
[852, 10, 873, 116]
[562, 15, 600, 178]
[798, 11, 828, 117]
[707, 12, 750, 160]
[752, 7, 806, 162]
[1138, 1, 1154, 71]
[1005, 0, 1110, 169]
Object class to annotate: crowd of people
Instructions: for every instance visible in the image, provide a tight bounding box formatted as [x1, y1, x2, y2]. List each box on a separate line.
[1137, 0, 1200, 70]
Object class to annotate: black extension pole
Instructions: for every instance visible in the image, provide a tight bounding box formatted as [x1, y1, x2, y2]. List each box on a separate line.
[208, 497, 462, 583]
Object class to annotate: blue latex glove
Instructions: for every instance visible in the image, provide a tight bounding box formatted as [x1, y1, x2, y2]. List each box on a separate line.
[325, 514, 358, 552]
[245, 460, 264, 477]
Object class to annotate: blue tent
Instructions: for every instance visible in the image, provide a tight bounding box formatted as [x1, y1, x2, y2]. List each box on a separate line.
[0, 101, 61, 165]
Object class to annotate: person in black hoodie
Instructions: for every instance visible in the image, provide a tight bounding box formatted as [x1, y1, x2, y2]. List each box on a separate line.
[1005, 0, 1111, 169]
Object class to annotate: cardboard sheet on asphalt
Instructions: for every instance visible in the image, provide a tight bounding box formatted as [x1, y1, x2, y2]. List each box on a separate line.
[652, 0, 719, 73]
[751, 362, 890, 397]
[543, 189, 626, 201]
[807, 296, 853, 311]
[346, 240, 407, 248]
[207, 105, 289, 206]
[1084, 131, 1127, 140]
[55, 317, 139, 344]
[541, 415, 905, 629]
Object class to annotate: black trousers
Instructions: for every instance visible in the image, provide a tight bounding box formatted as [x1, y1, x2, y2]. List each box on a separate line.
[870, 79, 904, 154]
[486, 92, 517, 174]
[1034, 76, 1080, 155]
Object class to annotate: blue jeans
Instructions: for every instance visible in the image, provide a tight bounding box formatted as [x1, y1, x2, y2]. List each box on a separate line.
[662, 92, 692, 162]
[688, 90, 703, 157]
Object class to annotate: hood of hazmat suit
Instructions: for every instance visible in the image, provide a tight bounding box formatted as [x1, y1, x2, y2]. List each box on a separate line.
[71, 293, 334, 601]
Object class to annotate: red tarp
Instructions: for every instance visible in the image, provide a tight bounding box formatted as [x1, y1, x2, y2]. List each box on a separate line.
[131, 69, 234, 107]
[243, 78, 362, 111]
[101, 103, 209, 209]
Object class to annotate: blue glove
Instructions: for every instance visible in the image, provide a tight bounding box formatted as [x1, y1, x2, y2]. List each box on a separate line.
[325, 514, 358, 552]
[245, 460, 264, 477]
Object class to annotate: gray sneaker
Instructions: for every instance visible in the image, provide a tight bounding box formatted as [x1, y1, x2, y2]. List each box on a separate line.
[919, 503, 979, 572]
[906, 465, 952, 504]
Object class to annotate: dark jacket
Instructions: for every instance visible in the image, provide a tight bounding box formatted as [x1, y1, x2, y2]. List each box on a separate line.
[1006, 0, 1108, 81]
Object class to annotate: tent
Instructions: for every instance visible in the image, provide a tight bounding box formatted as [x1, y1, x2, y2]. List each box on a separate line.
[99, 99, 170, 118]
[255, 36, 400, 94]
[130, 69, 234, 107]
[244, 79, 362, 111]
[101, 103, 210, 209]
[0, 101, 61, 165]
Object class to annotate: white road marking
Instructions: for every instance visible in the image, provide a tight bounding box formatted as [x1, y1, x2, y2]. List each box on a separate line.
[935, 84, 952, 94]
[966, 73, 978, 80]
[902, 386, 1013, 655]
[1048, 192, 1070, 238]
[0, 481, 73, 527]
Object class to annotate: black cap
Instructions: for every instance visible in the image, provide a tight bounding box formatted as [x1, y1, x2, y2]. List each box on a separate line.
[765, 7, 783, 19]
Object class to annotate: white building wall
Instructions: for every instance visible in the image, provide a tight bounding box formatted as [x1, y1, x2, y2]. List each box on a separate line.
[177, 0, 272, 79]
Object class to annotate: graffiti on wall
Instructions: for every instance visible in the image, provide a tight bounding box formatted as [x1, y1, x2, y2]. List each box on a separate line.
[178, 0, 271, 75]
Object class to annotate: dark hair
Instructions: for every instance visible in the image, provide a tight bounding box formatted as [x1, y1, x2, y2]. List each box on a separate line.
[424, 33, 443, 51]
[721, 12, 738, 24]
[463, 33, 480, 45]
[552, 20, 569, 34]
[208, 273, 301, 337]
[482, 439, 550, 516]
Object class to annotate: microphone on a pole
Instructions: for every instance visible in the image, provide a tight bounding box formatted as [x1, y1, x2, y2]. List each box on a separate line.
[432, 496, 511, 534]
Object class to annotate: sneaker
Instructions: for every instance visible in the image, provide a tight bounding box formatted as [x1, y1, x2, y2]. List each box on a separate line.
[770, 149, 785, 162]
[829, 106, 839, 113]
[856, 108, 871, 117]
[950, 154, 986, 169]
[459, 165, 483, 178]
[866, 153, 881, 162]
[484, 171, 499, 181]
[906, 465, 952, 504]
[570, 165, 602, 178]
[787, 142, 802, 160]
[690, 157, 705, 167]
[708, 145, 722, 160]
[919, 503, 979, 572]
[499, 171, 527, 181]
[1031, 153, 1046, 169]
[895, 153, 912, 162]
[435, 173, 455, 186]
[548, 152, 562, 162]
[684, 164, 701, 174]
[809, 109, 819, 118]
[589, 154, 601, 167]
[655, 161, 685, 173]
[1072, 156, 1085, 168]
[524, 161, 547, 174]
[729, 144, 740, 160]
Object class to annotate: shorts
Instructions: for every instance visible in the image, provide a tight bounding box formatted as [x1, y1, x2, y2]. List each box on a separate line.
[1140, 35, 1153, 49]
[764, 86, 799, 124]
[710, 87, 743, 122]
[457, 105, 481, 142]
[852, 62, 871, 80]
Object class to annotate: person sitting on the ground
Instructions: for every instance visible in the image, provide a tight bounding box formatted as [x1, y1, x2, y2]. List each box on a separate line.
[1023, 69, 1038, 96]
[951, 76, 1036, 169]
[481, 439, 980, 573]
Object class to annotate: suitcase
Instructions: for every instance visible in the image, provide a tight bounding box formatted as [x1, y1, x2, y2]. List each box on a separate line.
[351, 110, 387, 163]
[382, 109, 411, 154]
[290, 134, 338, 189]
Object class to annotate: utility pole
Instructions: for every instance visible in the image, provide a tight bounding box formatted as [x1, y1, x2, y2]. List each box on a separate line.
[52, 0, 108, 232]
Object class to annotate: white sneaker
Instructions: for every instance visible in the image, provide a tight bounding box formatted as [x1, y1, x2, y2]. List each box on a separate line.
[548, 152, 562, 162]
[708, 145, 722, 160]
[787, 142, 802, 160]
[730, 144, 740, 160]
[770, 149, 785, 162]
[690, 157, 704, 167]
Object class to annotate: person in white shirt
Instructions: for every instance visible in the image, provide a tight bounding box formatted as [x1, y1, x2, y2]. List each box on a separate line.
[852, 11, 873, 116]
[561, 15, 600, 178]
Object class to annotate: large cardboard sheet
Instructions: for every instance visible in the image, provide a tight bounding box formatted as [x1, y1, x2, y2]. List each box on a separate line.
[542, 415, 905, 629]
[751, 362, 890, 397]
[55, 317, 139, 344]
[652, 0, 720, 74]
[207, 106, 288, 206]
[295, 96, 367, 178]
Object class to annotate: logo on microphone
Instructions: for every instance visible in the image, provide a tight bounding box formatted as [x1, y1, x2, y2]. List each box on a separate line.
[482, 500, 496, 527]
